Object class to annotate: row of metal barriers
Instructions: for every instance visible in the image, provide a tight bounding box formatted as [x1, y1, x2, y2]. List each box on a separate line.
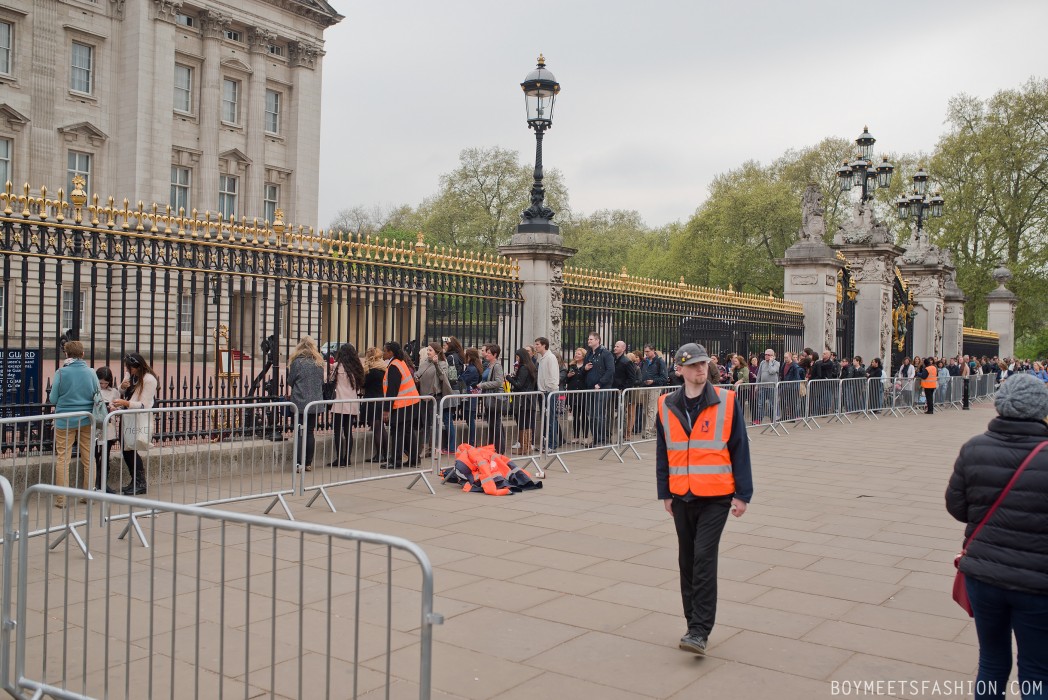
[0, 479, 441, 700]
[0, 374, 998, 547]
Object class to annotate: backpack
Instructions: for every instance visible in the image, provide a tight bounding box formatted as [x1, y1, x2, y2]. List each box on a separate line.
[446, 353, 464, 389]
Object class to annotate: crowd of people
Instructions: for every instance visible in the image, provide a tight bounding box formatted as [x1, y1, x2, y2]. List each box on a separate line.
[47, 331, 1048, 498]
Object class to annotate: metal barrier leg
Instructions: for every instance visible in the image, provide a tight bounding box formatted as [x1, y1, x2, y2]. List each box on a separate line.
[46, 524, 92, 560]
[544, 452, 571, 474]
[116, 512, 150, 549]
[263, 493, 295, 521]
[406, 472, 437, 495]
[305, 486, 336, 512]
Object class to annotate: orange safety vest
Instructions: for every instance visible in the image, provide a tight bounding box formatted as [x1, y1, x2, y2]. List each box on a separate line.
[659, 388, 737, 498]
[383, 358, 421, 409]
[456, 444, 509, 496]
[921, 364, 938, 389]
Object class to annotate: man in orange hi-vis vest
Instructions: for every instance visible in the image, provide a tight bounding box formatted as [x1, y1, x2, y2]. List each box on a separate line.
[656, 343, 753, 656]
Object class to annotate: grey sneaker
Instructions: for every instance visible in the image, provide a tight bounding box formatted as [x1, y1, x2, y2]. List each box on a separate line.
[679, 633, 707, 655]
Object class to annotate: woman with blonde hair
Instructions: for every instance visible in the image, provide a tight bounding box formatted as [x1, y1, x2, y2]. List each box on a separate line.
[360, 347, 389, 462]
[287, 336, 325, 472]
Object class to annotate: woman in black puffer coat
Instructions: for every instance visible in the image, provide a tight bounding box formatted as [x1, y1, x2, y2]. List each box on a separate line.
[945, 372, 1048, 700]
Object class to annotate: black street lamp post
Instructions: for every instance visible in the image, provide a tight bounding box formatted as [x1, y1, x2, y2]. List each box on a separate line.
[896, 166, 945, 241]
[837, 126, 895, 204]
[519, 54, 560, 227]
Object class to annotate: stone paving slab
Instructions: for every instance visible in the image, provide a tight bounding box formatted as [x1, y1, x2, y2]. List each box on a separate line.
[14, 403, 1009, 699]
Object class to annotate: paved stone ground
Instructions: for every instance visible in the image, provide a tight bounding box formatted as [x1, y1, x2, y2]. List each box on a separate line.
[15, 402, 1008, 699]
[294, 403, 997, 699]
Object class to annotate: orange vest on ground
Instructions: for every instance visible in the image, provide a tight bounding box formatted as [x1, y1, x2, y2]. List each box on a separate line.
[383, 358, 421, 409]
[456, 444, 509, 496]
[659, 388, 737, 498]
[921, 364, 938, 389]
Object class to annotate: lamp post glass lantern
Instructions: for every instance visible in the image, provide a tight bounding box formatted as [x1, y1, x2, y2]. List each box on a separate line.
[520, 54, 560, 224]
[837, 125, 894, 204]
[896, 165, 945, 236]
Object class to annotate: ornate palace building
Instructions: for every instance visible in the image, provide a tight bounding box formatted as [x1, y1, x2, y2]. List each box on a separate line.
[0, 0, 342, 227]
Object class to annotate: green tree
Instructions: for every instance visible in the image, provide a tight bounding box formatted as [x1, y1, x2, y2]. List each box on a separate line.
[930, 78, 1048, 338]
[417, 146, 569, 252]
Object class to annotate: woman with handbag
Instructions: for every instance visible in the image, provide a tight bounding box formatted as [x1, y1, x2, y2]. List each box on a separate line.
[47, 340, 102, 507]
[327, 344, 364, 467]
[507, 347, 537, 454]
[415, 343, 454, 458]
[111, 352, 158, 495]
[287, 336, 325, 473]
[945, 372, 1048, 700]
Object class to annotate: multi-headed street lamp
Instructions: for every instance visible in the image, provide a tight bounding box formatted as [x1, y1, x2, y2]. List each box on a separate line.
[519, 54, 560, 226]
[896, 166, 945, 240]
[837, 126, 895, 204]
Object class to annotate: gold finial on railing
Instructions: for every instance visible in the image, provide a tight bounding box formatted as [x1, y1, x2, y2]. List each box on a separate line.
[620, 265, 628, 281]
[70, 175, 87, 224]
[272, 207, 285, 237]
[20, 183, 31, 218]
[414, 230, 426, 255]
[134, 201, 146, 232]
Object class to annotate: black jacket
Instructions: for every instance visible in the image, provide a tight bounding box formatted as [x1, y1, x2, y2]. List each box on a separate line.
[655, 383, 754, 503]
[565, 363, 587, 392]
[584, 346, 615, 389]
[811, 359, 838, 380]
[613, 354, 639, 389]
[945, 417, 1048, 595]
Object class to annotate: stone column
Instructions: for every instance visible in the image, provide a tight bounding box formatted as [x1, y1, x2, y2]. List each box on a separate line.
[245, 28, 272, 221]
[942, 271, 965, 359]
[498, 225, 575, 357]
[986, 263, 1017, 358]
[28, 0, 58, 189]
[898, 237, 953, 359]
[837, 243, 904, 367]
[778, 240, 844, 353]
[197, 10, 230, 215]
[287, 41, 323, 227]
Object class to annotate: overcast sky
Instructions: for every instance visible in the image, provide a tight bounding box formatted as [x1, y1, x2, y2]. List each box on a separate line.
[317, 1, 1048, 230]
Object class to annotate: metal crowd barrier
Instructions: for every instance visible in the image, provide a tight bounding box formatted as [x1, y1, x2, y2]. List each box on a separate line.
[11, 484, 442, 700]
[0, 475, 13, 694]
[434, 390, 549, 478]
[300, 396, 439, 512]
[542, 389, 622, 471]
[804, 379, 843, 427]
[614, 386, 677, 457]
[0, 411, 97, 558]
[101, 402, 300, 541]
[838, 377, 871, 422]
[732, 382, 783, 435]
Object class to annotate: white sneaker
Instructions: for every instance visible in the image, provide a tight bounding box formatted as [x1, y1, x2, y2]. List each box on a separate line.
[511, 441, 521, 449]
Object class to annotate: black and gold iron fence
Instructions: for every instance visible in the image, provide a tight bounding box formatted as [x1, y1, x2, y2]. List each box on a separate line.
[562, 267, 805, 362]
[962, 327, 1000, 359]
[0, 180, 525, 439]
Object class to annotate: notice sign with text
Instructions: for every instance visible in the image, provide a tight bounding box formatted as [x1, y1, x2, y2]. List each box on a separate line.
[1, 348, 42, 415]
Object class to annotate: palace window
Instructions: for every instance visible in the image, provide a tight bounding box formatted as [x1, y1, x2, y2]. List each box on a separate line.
[176, 13, 194, 27]
[70, 41, 94, 94]
[0, 21, 12, 75]
[263, 183, 279, 224]
[264, 89, 280, 134]
[218, 174, 237, 219]
[170, 166, 191, 213]
[173, 64, 193, 113]
[0, 138, 11, 187]
[223, 29, 241, 42]
[221, 78, 239, 123]
[267, 44, 283, 57]
[62, 289, 86, 333]
[66, 151, 91, 197]
[179, 293, 193, 333]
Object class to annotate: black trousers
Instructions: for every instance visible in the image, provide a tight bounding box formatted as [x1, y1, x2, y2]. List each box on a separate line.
[330, 413, 354, 463]
[924, 387, 935, 414]
[389, 404, 420, 466]
[672, 495, 732, 637]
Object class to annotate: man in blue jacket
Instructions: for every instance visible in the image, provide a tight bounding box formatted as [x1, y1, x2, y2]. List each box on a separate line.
[640, 344, 668, 439]
[584, 332, 615, 446]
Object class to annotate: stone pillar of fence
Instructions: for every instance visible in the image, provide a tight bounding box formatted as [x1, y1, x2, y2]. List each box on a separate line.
[837, 242, 904, 369]
[986, 262, 1017, 359]
[942, 271, 965, 359]
[499, 226, 576, 356]
[898, 240, 953, 359]
[779, 239, 844, 353]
